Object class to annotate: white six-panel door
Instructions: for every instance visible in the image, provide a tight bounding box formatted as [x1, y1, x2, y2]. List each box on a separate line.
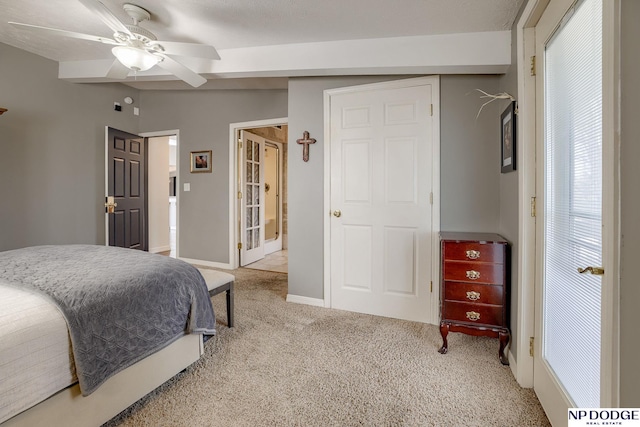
[328, 79, 436, 323]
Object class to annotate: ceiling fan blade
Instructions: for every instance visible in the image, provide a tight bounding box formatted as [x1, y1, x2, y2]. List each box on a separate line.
[154, 41, 220, 60]
[9, 22, 119, 45]
[105, 58, 131, 79]
[77, 0, 135, 38]
[157, 55, 206, 88]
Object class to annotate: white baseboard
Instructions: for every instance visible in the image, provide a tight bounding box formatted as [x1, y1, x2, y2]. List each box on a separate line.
[508, 346, 534, 388]
[286, 294, 325, 307]
[149, 245, 171, 254]
[507, 352, 533, 388]
[508, 349, 518, 380]
[180, 257, 233, 270]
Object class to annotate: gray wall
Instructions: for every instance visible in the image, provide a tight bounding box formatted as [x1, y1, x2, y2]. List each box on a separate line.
[0, 41, 288, 262]
[619, 0, 640, 407]
[440, 76, 501, 232]
[138, 89, 288, 262]
[287, 75, 502, 300]
[0, 43, 140, 251]
[287, 76, 400, 299]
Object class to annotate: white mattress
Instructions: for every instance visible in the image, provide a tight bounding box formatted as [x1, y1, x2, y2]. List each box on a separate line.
[0, 284, 76, 424]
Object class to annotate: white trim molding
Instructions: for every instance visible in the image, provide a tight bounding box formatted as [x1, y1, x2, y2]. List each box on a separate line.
[286, 294, 325, 308]
[513, 0, 546, 388]
[180, 257, 233, 270]
[600, 0, 621, 407]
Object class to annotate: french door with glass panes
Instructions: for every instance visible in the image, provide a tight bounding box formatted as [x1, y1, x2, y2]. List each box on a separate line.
[240, 131, 266, 266]
[533, 0, 610, 424]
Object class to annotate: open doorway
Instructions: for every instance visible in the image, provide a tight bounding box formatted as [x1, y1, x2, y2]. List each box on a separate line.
[144, 130, 179, 258]
[229, 118, 288, 273]
[263, 140, 283, 254]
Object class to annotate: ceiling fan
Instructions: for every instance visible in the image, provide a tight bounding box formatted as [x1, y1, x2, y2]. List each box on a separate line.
[9, 0, 220, 87]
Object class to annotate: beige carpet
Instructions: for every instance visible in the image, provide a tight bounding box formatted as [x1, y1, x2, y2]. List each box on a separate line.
[104, 268, 550, 427]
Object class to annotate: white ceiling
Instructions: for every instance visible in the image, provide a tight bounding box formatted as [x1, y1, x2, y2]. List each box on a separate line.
[0, 0, 524, 89]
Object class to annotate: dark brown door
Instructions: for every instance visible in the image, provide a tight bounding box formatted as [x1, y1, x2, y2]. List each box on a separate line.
[106, 127, 147, 250]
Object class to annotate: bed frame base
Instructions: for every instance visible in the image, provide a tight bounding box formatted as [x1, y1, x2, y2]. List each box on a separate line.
[2, 334, 203, 427]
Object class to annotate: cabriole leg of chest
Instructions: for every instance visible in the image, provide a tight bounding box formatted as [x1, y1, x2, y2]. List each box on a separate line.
[498, 329, 511, 365]
[438, 321, 450, 354]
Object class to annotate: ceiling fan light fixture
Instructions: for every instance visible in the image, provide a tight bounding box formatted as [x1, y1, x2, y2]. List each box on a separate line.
[112, 46, 160, 71]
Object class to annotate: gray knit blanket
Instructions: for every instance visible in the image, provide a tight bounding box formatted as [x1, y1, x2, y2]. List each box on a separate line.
[0, 245, 216, 395]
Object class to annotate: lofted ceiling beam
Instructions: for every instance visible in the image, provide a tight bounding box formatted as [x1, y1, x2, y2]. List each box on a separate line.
[58, 31, 511, 85]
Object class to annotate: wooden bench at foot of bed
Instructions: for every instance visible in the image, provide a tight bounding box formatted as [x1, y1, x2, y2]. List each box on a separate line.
[198, 269, 235, 328]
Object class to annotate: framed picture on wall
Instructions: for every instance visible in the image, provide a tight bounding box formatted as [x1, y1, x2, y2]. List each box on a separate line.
[501, 101, 516, 173]
[190, 150, 212, 173]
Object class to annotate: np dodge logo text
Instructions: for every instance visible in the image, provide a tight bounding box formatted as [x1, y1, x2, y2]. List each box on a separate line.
[569, 410, 640, 421]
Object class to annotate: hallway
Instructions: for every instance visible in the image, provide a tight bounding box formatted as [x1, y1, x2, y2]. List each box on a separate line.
[244, 250, 288, 274]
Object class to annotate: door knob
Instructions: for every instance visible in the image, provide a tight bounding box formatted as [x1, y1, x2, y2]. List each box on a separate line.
[577, 266, 604, 275]
[332, 210, 342, 217]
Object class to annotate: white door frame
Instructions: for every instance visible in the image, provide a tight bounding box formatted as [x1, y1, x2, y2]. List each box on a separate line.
[322, 76, 441, 324]
[229, 118, 288, 269]
[512, 0, 546, 388]
[139, 129, 180, 258]
[517, 0, 620, 404]
[264, 140, 284, 255]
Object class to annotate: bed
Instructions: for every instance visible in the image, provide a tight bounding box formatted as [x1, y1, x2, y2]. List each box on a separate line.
[0, 245, 216, 426]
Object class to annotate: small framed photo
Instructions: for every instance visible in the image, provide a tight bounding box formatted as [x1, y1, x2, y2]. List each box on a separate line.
[190, 150, 212, 173]
[501, 101, 516, 173]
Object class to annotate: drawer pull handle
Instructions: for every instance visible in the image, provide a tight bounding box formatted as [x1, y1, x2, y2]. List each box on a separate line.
[466, 270, 481, 280]
[466, 291, 481, 301]
[466, 250, 481, 260]
[466, 311, 481, 321]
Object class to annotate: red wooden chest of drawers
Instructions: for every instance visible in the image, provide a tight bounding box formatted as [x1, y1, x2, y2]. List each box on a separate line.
[438, 232, 510, 365]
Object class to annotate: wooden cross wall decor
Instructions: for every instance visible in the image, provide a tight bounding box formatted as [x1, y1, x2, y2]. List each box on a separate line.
[296, 130, 316, 162]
